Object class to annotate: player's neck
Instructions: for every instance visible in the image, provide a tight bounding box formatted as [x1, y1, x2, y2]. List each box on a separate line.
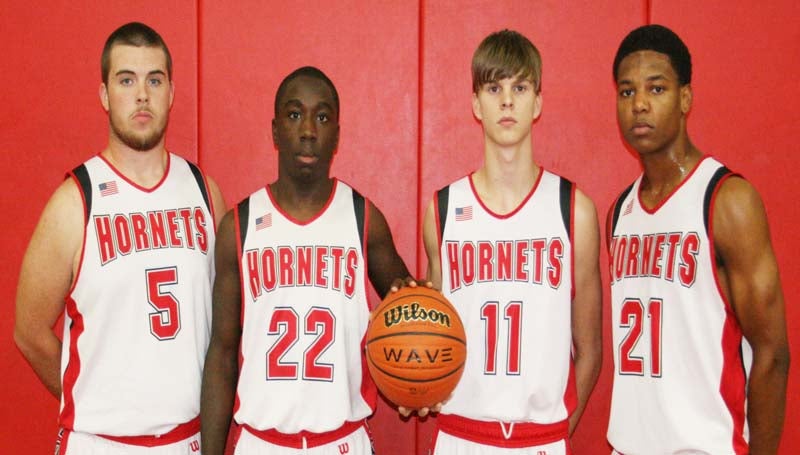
[474, 143, 540, 215]
[102, 140, 168, 188]
[639, 139, 702, 206]
[270, 176, 335, 222]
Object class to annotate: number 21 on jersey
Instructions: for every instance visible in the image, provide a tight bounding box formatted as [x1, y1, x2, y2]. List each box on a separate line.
[618, 297, 662, 377]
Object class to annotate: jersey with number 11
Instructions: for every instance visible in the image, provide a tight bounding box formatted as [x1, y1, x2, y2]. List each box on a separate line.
[436, 171, 576, 423]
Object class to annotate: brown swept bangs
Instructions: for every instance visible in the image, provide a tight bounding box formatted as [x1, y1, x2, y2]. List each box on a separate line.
[472, 29, 542, 94]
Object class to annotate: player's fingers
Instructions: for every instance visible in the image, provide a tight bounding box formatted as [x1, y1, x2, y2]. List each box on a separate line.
[398, 406, 412, 417]
[417, 406, 430, 418]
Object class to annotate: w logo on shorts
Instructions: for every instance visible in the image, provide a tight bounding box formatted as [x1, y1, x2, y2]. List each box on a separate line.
[189, 439, 200, 452]
[338, 442, 350, 454]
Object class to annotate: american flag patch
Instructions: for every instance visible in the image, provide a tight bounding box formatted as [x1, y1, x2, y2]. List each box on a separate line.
[455, 206, 473, 221]
[99, 181, 118, 197]
[255, 213, 272, 231]
[622, 199, 633, 216]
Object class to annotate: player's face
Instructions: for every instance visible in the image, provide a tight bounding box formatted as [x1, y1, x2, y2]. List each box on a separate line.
[616, 50, 691, 155]
[272, 76, 339, 183]
[101, 45, 173, 152]
[472, 75, 542, 149]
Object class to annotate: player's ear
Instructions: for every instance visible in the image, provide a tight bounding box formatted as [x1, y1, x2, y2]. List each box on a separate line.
[169, 80, 175, 109]
[532, 92, 543, 120]
[100, 82, 109, 112]
[471, 92, 483, 121]
[680, 84, 692, 115]
[271, 118, 278, 147]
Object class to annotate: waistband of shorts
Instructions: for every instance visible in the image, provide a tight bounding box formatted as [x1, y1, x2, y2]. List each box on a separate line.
[437, 414, 568, 448]
[241, 420, 365, 449]
[97, 415, 200, 447]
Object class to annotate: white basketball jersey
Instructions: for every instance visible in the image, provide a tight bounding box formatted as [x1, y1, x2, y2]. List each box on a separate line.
[63, 153, 216, 436]
[233, 180, 375, 434]
[436, 171, 576, 423]
[608, 156, 748, 454]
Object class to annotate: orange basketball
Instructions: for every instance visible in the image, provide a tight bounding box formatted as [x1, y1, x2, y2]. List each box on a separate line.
[365, 286, 466, 409]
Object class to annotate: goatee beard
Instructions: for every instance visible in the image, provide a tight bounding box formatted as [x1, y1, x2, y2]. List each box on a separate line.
[109, 115, 167, 152]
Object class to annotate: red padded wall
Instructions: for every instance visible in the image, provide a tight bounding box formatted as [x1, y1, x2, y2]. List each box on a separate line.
[651, 2, 800, 452]
[0, 2, 198, 454]
[197, 2, 420, 453]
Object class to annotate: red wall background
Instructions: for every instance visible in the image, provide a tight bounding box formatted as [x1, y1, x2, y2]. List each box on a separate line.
[1, 1, 796, 454]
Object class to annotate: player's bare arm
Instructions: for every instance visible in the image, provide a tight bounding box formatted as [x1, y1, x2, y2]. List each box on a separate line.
[201, 209, 243, 455]
[568, 188, 602, 435]
[365, 202, 413, 298]
[713, 177, 789, 455]
[15, 178, 84, 398]
[206, 176, 227, 228]
[394, 199, 447, 419]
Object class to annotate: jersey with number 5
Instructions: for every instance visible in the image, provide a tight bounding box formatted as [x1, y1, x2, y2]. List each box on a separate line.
[233, 180, 375, 434]
[435, 171, 576, 423]
[64, 153, 216, 436]
[608, 156, 748, 454]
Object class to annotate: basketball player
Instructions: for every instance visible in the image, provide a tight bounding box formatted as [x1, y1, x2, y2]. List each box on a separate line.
[415, 30, 603, 454]
[607, 24, 789, 454]
[200, 66, 416, 455]
[14, 22, 225, 454]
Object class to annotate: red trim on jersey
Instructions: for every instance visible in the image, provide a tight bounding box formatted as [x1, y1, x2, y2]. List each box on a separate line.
[708, 173, 749, 454]
[436, 414, 568, 448]
[359, 199, 378, 411]
[98, 416, 199, 447]
[638, 155, 714, 214]
[241, 419, 365, 448]
[96, 151, 172, 193]
[58, 296, 85, 430]
[468, 168, 543, 219]
[266, 179, 339, 225]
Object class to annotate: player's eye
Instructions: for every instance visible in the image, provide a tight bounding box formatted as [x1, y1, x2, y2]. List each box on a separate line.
[486, 84, 500, 94]
[288, 111, 301, 120]
[619, 88, 634, 97]
[148, 78, 162, 87]
[513, 84, 527, 93]
[651, 86, 665, 94]
[317, 113, 329, 123]
[120, 78, 134, 86]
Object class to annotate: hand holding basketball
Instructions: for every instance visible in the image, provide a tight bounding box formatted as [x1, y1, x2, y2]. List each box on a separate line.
[365, 286, 466, 409]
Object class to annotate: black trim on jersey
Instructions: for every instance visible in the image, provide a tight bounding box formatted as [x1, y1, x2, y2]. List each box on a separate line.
[352, 189, 366, 249]
[436, 185, 449, 240]
[187, 161, 212, 213]
[703, 166, 733, 236]
[71, 164, 93, 223]
[559, 177, 574, 238]
[611, 183, 635, 236]
[237, 197, 250, 247]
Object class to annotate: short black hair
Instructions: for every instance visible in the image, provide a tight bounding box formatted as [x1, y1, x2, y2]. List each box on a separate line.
[274, 66, 339, 118]
[613, 24, 692, 85]
[101, 22, 172, 84]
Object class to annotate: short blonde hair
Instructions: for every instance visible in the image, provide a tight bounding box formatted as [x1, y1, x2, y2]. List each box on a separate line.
[472, 29, 542, 94]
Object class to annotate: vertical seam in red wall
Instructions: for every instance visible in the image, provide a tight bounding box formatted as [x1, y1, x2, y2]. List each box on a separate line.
[196, 0, 203, 166]
[415, 1, 425, 453]
[645, 0, 652, 24]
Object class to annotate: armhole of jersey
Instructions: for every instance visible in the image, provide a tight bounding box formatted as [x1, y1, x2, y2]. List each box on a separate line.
[187, 161, 212, 214]
[71, 164, 92, 224]
[436, 185, 449, 241]
[611, 183, 635, 237]
[236, 198, 250, 249]
[352, 189, 367, 251]
[703, 166, 734, 236]
[558, 177, 574, 238]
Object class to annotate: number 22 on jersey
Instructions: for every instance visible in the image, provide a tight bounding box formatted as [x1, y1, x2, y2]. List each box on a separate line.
[266, 307, 336, 381]
[618, 298, 662, 377]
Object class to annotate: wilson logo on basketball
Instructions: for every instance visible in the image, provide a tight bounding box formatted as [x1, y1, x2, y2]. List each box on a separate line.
[382, 301, 451, 328]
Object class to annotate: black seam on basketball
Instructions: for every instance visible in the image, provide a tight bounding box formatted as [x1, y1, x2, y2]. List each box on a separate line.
[367, 355, 465, 383]
[366, 331, 466, 344]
